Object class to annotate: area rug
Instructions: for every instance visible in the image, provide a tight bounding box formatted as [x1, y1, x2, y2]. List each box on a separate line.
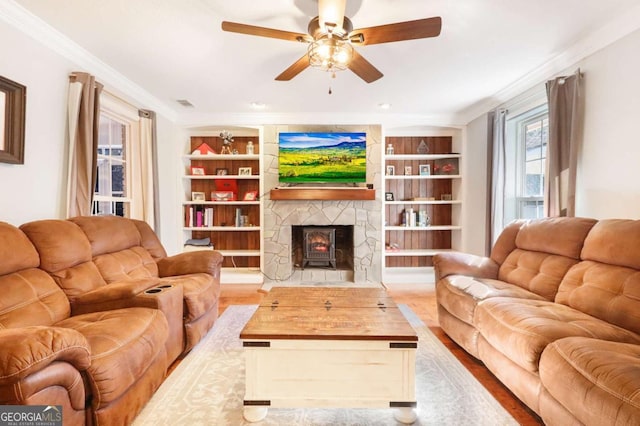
[133, 305, 517, 425]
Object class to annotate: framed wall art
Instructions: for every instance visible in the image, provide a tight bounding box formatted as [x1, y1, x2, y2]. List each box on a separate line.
[0, 76, 26, 164]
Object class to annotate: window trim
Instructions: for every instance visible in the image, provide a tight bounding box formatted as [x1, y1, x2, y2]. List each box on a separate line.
[515, 105, 548, 219]
[93, 92, 140, 217]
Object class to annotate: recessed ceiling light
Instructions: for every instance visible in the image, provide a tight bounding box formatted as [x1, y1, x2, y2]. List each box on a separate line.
[250, 102, 266, 109]
[378, 103, 391, 110]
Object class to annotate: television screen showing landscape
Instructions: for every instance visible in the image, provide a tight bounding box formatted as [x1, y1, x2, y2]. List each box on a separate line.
[278, 132, 367, 183]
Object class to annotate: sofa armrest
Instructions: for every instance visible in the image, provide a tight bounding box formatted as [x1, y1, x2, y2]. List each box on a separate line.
[0, 327, 91, 385]
[157, 250, 224, 278]
[70, 278, 162, 315]
[433, 252, 499, 283]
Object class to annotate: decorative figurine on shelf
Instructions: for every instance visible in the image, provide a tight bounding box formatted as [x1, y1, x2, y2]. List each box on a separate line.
[386, 143, 394, 155]
[417, 139, 429, 154]
[246, 140, 254, 155]
[220, 130, 234, 154]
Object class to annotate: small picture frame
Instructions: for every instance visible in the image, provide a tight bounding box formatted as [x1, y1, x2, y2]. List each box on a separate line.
[212, 191, 235, 201]
[404, 166, 412, 176]
[419, 164, 431, 176]
[243, 190, 258, 201]
[215, 168, 229, 176]
[190, 166, 205, 176]
[385, 192, 395, 201]
[386, 165, 395, 176]
[441, 194, 453, 201]
[191, 191, 206, 202]
[238, 167, 252, 176]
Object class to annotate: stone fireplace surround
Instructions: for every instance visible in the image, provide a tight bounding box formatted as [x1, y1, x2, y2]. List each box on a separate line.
[262, 125, 382, 285]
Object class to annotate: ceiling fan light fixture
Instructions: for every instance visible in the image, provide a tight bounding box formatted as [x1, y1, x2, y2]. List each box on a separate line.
[308, 37, 353, 72]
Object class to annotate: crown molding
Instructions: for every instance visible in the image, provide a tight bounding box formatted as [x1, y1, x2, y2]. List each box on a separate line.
[175, 111, 467, 130]
[458, 2, 640, 125]
[0, 0, 177, 120]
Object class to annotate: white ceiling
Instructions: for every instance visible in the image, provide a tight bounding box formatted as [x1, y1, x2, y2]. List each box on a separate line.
[8, 0, 640, 126]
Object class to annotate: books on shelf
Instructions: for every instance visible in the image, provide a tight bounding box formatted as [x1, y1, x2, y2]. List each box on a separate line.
[185, 205, 214, 227]
[402, 208, 430, 227]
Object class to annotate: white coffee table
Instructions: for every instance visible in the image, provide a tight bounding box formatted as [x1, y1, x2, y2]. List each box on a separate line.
[240, 287, 418, 423]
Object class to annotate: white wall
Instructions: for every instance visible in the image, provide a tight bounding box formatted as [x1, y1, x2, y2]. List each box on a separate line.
[574, 28, 640, 219]
[462, 115, 490, 255]
[466, 27, 640, 242]
[154, 115, 183, 254]
[0, 18, 182, 255]
[0, 22, 71, 225]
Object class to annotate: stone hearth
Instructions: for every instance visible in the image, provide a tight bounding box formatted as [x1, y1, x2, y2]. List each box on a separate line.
[262, 124, 382, 285]
[263, 200, 381, 283]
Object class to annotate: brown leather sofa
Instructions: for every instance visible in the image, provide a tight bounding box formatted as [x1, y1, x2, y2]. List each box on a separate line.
[434, 217, 640, 425]
[1, 216, 223, 425]
[21, 216, 223, 359]
[0, 221, 169, 425]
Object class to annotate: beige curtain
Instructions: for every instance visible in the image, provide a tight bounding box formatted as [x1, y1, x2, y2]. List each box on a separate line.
[544, 69, 583, 217]
[486, 108, 507, 254]
[66, 72, 103, 217]
[131, 109, 157, 230]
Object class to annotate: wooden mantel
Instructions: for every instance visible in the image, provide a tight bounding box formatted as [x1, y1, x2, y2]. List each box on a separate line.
[270, 187, 376, 201]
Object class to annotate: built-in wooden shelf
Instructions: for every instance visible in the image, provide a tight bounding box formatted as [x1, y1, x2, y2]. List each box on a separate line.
[270, 187, 376, 201]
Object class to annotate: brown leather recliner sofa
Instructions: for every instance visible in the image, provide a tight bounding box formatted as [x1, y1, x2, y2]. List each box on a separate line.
[434, 217, 640, 425]
[0, 216, 223, 425]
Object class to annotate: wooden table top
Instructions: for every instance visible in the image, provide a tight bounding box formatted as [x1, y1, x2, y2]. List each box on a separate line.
[240, 287, 418, 341]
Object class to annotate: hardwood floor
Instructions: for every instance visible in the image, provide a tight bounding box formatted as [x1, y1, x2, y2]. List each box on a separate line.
[218, 282, 543, 425]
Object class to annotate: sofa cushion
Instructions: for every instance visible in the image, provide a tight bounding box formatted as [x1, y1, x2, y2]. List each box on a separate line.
[20, 220, 92, 272]
[56, 308, 168, 408]
[474, 297, 640, 373]
[0, 222, 39, 276]
[496, 217, 597, 300]
[70, 216, 142, 256]
[436, 275, 546, 325]
[514, 217, 597, 259]
[556, 261, 640, 336]
[21, 219, 110, 301]
[132, 219, 167, 261]
[581, 219, 640, 269]
[0, 268, 70, 327]
[497, 250, 581, 301]
[540, 337, 640, 425]
[93, 247, 159, 282]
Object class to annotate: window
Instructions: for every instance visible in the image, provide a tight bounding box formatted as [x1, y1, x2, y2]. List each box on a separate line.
[503, 103, 548, 224]
[93, 113, 130, 216]
[518, 110, 548, 219]
[92, 93, 140, 217]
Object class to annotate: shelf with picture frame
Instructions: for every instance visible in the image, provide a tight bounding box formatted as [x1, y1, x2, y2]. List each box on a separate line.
[383, 136, 462, 281]
[183, 131, 264, 284]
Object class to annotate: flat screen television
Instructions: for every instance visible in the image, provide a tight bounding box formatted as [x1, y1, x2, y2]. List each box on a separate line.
[278, 132, 367, 183]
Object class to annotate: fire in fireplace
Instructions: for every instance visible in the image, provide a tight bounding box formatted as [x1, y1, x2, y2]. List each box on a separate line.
[291, 225, 354, 271]
[302, 227, 336, 268]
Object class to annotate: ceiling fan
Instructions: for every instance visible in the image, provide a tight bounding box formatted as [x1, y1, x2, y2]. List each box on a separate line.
[221, 0, 441, 83]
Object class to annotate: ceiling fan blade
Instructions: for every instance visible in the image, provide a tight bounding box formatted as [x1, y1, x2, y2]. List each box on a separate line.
[348, 50, 383, 83]
[350, 17, 442, 45]
[221, 21, 312, 43]
[275, 55, 310, 81]
[318, 0, 347, 33]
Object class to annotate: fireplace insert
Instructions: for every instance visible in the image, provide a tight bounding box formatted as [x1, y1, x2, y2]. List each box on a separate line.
[302, 227, 336, 269]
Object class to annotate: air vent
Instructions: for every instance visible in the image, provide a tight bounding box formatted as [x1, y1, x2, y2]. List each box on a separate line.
[176, 99, 194, 107]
